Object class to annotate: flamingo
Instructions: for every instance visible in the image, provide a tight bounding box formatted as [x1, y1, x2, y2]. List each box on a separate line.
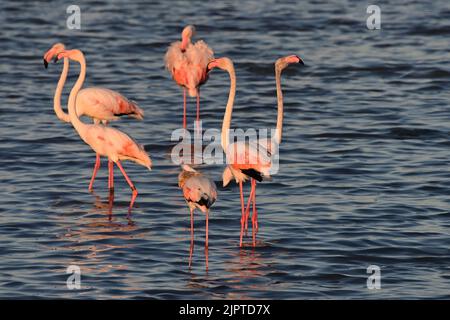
[178, 164, 217, 269]
[165, 25, 214, 128]
[54, 49, 152, 213]
[43, 43, 144, 194]
[207, 55, 303, 247]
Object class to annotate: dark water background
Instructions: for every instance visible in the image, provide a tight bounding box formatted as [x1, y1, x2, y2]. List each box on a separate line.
[0, 0, 449, 299]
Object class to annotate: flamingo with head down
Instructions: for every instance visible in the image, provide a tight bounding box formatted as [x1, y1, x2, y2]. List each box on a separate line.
[178, 164, 217, 269]
[54, 49, 152, 214]
[165, 25, 214, 128]
[207, 55, 303, 247]
[44, 43, 144, 194]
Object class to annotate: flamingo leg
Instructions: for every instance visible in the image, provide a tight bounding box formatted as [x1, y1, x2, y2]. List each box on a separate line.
[205, 209, 209, 248]
[108, 160, 114, 195]
[205, 209, 209, 270]
[115, 160, 138, 213]
[239, 181, 245, 247]
[183, 88, 187, 129]
[88, 154, 101, 192]
[205, 244, 209, 271]
[251, 181, 258, 247]
[196, 88, 200, 124]
[252, 182, 258, 233]
[244, 179, 256, 233]
[195, 89, 201, 136]
[189, 207, 194, 268]
[108, 191, 114, 219]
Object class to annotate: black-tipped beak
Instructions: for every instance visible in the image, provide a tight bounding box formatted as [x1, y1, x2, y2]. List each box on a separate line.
[297, 56, 305, 66]
[43, 59, 48, 69]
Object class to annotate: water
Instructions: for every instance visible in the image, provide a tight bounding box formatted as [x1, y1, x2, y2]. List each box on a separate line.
[0, 0, 449, 299]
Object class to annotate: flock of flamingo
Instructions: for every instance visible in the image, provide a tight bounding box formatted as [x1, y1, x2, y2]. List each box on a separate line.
[43, 25, 303, 268]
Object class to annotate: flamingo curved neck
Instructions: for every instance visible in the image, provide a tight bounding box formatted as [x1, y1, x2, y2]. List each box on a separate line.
[180, 35, 191, 51]
[67, 56, 87, 136]
[275, 67, 284, 145]
[53, 58, 71, 123]
[221, 63, 236, 153]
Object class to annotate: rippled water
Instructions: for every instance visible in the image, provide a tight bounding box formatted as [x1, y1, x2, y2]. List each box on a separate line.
[0, 0, 449, 299]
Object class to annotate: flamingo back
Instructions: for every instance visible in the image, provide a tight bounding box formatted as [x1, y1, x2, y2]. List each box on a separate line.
[76, 87, 144, 121]
[179, 166, 217, 212]
[164, 40, 214, 97]
[227, 141, 271, 173]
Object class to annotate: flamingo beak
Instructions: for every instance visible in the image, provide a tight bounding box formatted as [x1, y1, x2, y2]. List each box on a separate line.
[53, 50, 66, 63]
[43, 47, 56, 69]
[295, 55, 305, 65]
[54, 51, 66, 63]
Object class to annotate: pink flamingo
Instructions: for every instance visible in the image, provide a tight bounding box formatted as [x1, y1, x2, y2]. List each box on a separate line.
[165, 25, 214, 128]
[44, 43, 144, 193]
[207, 55, 303, 247]
[178, 164, 217, 269]
[55, 49, 152, 213]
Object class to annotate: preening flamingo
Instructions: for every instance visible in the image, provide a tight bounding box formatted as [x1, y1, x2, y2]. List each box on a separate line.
[55, 49, 152, 213]
[178, 164, 217, 268]
[165, 25, 214, 128]
[44, 43, 144, 193]
[207, 55, 303, 247]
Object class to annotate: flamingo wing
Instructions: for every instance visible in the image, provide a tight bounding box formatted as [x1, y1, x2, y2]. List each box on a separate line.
[185, 40, 214, 85]
[183, 174, 217, 212]
[82, 125, 151, 169]
[164, 41, 184, 74]
[227, 140, 272, 181]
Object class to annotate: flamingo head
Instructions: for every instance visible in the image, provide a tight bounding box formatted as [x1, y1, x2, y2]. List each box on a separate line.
[43, 43, 66, 68]
[275, 55, 304, 71]
[180, 25, 195, 51]
[207, 57, 234, 73]
[55, 49, 85, 63]
[181, 25, 195, 39]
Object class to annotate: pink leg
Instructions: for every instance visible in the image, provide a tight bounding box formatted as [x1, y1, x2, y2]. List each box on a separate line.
[196, 89, 201, 136]
[189, 207, 194, 268]
[88, 154, 101, 192]
[251, 182, 258, 247]
[253, 184, 258, 233]
[196, 88, 200, 123]
[107, 191, 114, 219]
[205, 209, 209, 270]
[244, 179, 256, 232]
[205, 209, 209, 248]
[108, 160, 114, 195]
[115, 161, 138, 213]
[205, 245, 209, 271]
[183, 88, 187, 129]
[239, 181, 245, 247]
